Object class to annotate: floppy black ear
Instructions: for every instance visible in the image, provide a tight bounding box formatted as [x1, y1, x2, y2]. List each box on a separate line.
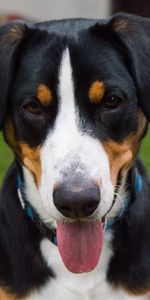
[109, 12, 150, 121]
[0, 21, 27, 130]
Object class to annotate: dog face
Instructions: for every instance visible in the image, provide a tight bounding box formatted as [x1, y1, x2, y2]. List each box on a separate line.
[0, 13, 149, 224]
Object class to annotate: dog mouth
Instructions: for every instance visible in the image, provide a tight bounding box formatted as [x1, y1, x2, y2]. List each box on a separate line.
[43, 204, 117, 274]
[45, 209, 115, 274]
[56, 219, 104, 274]
[50, 198, 116, 274]
[44, 187, 118, 274]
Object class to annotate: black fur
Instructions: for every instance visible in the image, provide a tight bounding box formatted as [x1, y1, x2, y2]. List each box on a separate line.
[0, 163, 53, 297]
[108, 160, 150, 294]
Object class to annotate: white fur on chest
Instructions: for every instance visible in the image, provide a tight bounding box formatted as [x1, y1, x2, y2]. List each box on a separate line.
[26, 232, 148, 300]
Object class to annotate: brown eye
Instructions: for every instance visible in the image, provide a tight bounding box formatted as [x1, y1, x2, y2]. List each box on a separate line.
[103, 96, 122, 110]
[24, 101, 42, 115]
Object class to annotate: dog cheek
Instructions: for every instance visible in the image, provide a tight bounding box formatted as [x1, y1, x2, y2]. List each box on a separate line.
[20, 144, 42, 187]
[3, 117, 21, 156]
[0, 288, 16, 300]
[110, 151, 132, 186]
[4, 117, 43, 186]
[103, 110, 147, 186]
[103, 140, 133, 186]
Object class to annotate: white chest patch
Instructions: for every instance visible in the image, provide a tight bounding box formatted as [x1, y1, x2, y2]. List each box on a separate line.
[26, 232, 149, 300]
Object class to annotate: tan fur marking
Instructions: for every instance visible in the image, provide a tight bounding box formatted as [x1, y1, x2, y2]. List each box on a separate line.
[4, 118, 42, 186]
[124, 287, 150, 297]
[113, 19, 128, 32]
[0, 288, 31, 300]
[20, 143, 41, 186]
[4, 117, 20, 157]
[88, 81, 105, 104]
[104, 138, 132, 186]
[0, 289, 17, 300]
[37, 84, 53, 105]
[103, 110, 147, 186]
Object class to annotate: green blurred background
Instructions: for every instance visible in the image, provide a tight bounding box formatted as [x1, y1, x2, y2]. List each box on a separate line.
[0, 131, 150, 186]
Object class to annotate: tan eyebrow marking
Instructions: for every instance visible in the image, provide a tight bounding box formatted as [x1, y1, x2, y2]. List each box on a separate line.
[37, 84, 53, 105]
[88, 81, 105, 104]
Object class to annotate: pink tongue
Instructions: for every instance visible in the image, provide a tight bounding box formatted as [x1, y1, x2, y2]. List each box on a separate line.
[57, 220, 103, 274]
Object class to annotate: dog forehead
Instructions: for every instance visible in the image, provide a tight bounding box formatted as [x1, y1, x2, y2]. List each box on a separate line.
[10, 20, 137, 107]
[12, 24, 128, 86]
[14, 40, 132, 105]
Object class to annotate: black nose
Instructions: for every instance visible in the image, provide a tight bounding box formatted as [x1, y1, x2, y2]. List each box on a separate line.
[53, 178, 100, 219]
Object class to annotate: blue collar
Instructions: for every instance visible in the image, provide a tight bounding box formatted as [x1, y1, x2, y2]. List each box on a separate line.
[17, 169, 142, 243]
[17, 176, 57, 245]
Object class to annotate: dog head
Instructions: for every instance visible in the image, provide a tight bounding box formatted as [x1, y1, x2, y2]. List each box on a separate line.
[0, 13, 149, 231]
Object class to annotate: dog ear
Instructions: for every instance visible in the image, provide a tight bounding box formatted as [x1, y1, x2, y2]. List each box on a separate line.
[109, 12, 150, 121]
[0, 21, 27, 130]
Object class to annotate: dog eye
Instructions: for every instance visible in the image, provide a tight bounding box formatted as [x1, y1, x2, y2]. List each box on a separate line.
[103, 96, 122, 110]
[24, 101, 42, 115]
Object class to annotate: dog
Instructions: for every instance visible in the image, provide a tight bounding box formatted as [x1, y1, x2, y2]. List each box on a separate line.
[0, 11, 150, 300]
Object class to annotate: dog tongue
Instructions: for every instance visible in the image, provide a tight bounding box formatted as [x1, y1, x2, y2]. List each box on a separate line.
[57, 220, 103, 273]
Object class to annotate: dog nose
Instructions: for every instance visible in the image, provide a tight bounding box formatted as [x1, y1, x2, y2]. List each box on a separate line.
[53, 179, 100, 219]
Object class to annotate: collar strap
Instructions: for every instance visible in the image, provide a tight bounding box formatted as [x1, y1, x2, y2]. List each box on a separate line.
[17, 168, 142, 241]
[17, 176, 57, 245]
[135, 169, 143, 193]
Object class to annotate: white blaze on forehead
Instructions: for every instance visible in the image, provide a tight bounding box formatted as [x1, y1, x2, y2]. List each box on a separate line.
[59, 48, 75, 123]
[38, 47, 114, 221]
[52, 48, 77, 157]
